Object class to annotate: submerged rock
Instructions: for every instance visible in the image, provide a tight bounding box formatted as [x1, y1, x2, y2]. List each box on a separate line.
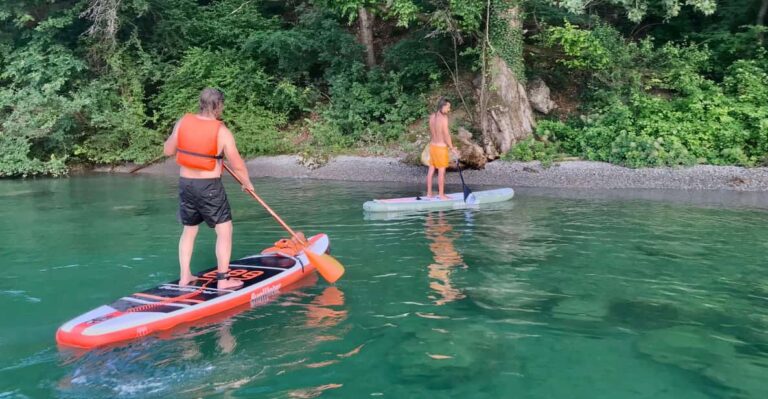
[552, 297, 608, 322]
[387, 321, 508, 389]
[636, 326, 768, 398]
[607, 299, 680, 330]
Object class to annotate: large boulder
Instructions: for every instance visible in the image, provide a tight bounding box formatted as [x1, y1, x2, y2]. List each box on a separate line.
[527, 77, 557, 115]
[478, 56, 536, 160]
[456, 128, 487, 169]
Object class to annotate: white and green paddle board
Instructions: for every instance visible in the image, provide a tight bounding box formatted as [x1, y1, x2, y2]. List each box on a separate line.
[363, 188, 514, 212]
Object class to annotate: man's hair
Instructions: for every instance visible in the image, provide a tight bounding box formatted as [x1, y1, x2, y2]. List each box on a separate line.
[199, 88, 224, 114]
[435, 96, 451, 113]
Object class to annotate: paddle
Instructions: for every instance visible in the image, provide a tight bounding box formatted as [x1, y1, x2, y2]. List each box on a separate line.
[455, 161, 475, 204]
[129, 155, 167, 173]
[222, 163, 345, 283]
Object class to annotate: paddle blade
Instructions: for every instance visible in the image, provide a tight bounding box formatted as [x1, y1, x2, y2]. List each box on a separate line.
[463, 186, 473, 203]
[305, 250, 345, 283]
[465, 190, 477, 205]
[456, 163, 473, 203]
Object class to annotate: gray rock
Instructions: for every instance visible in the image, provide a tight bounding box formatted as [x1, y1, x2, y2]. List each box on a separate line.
[527, 77, 557, 115]
[479, 57, 536, 158]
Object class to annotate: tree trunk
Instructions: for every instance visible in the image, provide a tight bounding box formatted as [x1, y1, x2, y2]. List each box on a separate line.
[358, 7, 376, 68]
[759, 0, 768, 26]
[478, 0, 491, 155]
[82, 0, 121, 45]
[478, 3, 534, 160]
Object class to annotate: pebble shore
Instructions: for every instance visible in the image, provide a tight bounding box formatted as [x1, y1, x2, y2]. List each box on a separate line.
[129, 155, 768, 192]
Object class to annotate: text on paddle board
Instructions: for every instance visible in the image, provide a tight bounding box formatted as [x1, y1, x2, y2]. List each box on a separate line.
[250, 284, 281, 306]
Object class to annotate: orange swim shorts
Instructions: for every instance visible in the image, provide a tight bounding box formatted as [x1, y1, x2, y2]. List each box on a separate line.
[429, 144, 450, 168]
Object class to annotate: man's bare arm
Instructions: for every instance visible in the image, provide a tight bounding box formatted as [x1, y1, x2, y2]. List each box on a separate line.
[220, 126, 254, 191]
[163, 120, 181, 156]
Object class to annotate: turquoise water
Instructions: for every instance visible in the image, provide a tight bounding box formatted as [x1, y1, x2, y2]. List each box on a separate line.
[1, 175, 767, 398]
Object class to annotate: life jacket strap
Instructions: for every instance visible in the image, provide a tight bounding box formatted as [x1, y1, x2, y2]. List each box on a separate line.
[177, 148, 224, 160]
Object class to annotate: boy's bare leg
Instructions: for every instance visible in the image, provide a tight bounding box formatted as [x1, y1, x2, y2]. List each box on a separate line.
[426, 165, 436, 197]
[437, 168, 449, 200]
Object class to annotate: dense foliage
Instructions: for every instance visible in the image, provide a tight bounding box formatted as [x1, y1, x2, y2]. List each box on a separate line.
[535, 13, 768, 167]
[0, 0, 765, 176]
[0, 1, 438, 176]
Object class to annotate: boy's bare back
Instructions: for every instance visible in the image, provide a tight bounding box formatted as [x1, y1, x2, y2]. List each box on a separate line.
[429, 112, 449, 145]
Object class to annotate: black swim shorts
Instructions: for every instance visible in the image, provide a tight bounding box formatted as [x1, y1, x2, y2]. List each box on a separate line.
[178, 177, 232, 227]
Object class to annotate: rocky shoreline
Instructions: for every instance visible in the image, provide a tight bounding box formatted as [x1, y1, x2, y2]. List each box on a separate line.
[124, 155, 768, 192]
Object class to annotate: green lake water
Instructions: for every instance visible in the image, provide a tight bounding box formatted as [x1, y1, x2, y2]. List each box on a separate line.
[1, 175, 767, 398]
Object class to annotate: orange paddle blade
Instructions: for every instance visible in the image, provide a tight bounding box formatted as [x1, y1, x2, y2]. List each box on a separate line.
[305, 250, 345, 284]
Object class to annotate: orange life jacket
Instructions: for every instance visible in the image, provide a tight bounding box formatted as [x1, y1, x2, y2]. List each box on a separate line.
[261, 237, 304, 257]
[175, 114, 222, 171]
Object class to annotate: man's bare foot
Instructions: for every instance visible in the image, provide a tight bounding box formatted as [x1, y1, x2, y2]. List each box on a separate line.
[427, 192, 432, 198]
[218, 278, 243, 290]
[179, 275, 198, 286]
[439, 195, 450, 200]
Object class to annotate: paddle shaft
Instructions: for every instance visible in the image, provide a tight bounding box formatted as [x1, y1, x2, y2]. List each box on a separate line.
[455, 161, 473, 202]
[222, 163, 304, 243]
[129, 155, 167, 173]
[223, 163, 345, 284]
[457, 162, 467, 187]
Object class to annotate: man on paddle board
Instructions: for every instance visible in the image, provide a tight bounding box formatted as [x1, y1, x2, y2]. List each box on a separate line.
[427, 97, 459, 199]
[163, 88, 252, 290]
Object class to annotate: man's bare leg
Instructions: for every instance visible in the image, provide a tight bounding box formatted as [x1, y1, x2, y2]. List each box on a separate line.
[437, 168, 449, 200]
[426, 165, 436, 198]
[215, 221, 242, 289]
[179, 225, 199, 286]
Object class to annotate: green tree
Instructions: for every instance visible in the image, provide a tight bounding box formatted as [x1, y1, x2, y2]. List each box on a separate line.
[545, 0, 716, 22]
[320, 0, 420, 67]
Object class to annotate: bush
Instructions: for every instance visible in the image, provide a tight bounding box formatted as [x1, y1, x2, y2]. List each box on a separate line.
[308, 118, 355, 150]
[542, 77, 765, 167]
[503, 137, 560, 167]
[324, 68, 426, 142]
[0, 135, 68, 177]
[75, 46, 163, 164]
[154, 48, 294, 156]
[382, 35, 446, 90]
[0, 41, 86, 176]
[538, 22, 647, 90]
[0, 40, 162, 171]
[248, 9, 364, 83]
[537, 21, 768, 168]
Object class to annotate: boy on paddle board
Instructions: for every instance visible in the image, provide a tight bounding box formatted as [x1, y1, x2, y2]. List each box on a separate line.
[427, 97, 459, 199]
[163, 88, 252, 290]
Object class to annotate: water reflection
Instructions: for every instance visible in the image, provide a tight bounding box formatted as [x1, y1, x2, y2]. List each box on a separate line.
[306, 286, 347, 329]
[424, 212, 466, 306]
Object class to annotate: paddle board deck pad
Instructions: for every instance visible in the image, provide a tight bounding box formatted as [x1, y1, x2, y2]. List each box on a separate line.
[363, 188, 514, 212]
[56, 234, 329, 349]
